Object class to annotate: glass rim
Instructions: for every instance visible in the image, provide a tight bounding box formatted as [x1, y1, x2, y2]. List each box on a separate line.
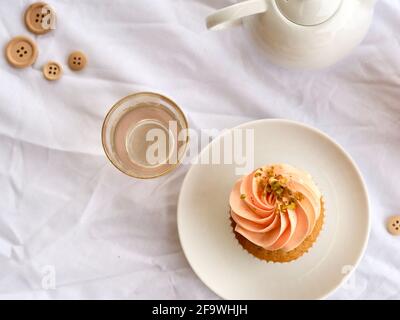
[101, 91, 189, 179]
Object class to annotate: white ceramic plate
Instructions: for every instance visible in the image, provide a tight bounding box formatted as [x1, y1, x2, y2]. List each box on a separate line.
[178, 119, 370, 300]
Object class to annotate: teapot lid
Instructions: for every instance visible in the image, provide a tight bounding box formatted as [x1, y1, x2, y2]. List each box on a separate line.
[276, 0, 343, 26]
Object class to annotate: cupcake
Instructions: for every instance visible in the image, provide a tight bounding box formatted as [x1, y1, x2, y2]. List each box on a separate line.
[229, 164, 324, 263]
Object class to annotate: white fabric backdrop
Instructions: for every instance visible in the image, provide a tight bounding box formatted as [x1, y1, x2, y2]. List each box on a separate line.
[0, 0, 399, 299]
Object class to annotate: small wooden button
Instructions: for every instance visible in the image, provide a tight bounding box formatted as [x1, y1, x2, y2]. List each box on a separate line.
[43, 61, 63, 81]
[387, 215, 400, 236]
[5, 36, 38, 68]
[68, 51, 87, 71]
[24, 2, 55, 35]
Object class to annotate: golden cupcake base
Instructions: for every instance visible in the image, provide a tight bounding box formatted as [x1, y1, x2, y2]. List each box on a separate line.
[231, 199, 325, 263]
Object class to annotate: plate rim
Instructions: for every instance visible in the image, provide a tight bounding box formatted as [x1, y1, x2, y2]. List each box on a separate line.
[177, 118, 370, 300]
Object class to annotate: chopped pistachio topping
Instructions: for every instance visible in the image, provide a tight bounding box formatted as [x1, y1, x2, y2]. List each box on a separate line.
[281, 202, 296, 211]
[294, 192, 304, 201]
[254, 166, 304, 214]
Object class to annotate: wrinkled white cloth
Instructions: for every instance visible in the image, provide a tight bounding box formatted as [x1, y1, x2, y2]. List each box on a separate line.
[0, 0, 399, 300]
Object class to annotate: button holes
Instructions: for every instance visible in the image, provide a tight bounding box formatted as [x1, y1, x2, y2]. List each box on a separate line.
[73, 61, 76, 64]
[49, 66, 53, 70]
[35, 19, 39, 22]
[17, 50, 20, 53]
[396, 220, 399, 224]
[42, 14, 45, 17]
[78, 57, 81, 60]
[78, 62, 81, 65]
[53, 72, 56, 75]
[36, 13, 40, 17]
[396, 227, 399, 231]
[24, 51, 27, 54]
[21, 46, 24, 50]
[47, 20, 50, 25]
[47, 9, 51, 14]
[393, 224, 396, 227]
[19, 54, 23, 57]
[73, 57, 77, 60]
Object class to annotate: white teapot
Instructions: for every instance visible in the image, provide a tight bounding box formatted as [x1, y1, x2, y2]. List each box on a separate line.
[207, 0, 378, 69]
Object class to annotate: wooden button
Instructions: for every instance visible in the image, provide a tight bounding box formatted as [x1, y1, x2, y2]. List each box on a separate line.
[24, 2, 55, 35]
[68, 51, 87, 71]
[387, 216, 400, 236]
[43, 61, 63, 81]
[5, 36, 38, 68]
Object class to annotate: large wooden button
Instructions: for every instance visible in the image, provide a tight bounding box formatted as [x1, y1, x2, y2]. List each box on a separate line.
[5, 36, 38, 68]
[68, 51, 87, 71]
[24, 2, 55, 35]
[387, 215, 400, 236]
[43, 61, 63, 81]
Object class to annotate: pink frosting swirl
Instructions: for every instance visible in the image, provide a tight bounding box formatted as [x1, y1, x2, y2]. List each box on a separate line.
[229, 164, 322, 252]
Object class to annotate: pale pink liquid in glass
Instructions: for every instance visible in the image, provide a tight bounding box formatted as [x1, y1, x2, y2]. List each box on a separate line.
[102, 93, 188, 178]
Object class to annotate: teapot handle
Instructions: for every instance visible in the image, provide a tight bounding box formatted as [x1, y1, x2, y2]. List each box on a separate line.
[206, 0, 268, 30]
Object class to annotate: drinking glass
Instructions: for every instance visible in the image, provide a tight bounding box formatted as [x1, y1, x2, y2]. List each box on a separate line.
[102, 92, 189, 179]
